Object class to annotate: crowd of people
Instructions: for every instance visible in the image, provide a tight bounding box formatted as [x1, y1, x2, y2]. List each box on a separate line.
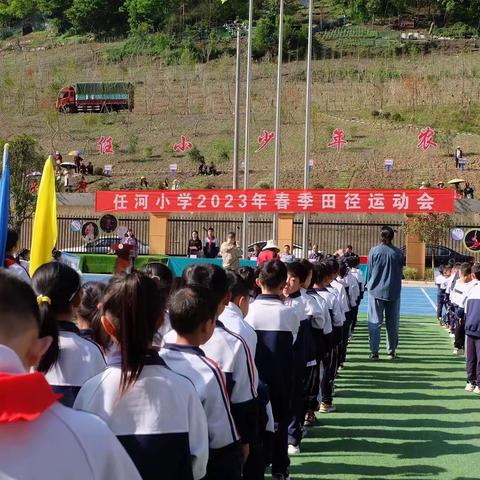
[436, 260, 480, 391]
[0, 228, 367, 480]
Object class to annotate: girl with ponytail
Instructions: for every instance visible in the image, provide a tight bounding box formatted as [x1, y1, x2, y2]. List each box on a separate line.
[32, 262, 106, 407]
[74, 271, 208, 480]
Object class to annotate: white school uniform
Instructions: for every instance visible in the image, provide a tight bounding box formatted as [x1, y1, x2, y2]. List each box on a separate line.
[219, 302, 258, 357]
[330, 279, 350, 314]
[160, 338, 240, 450]
[201, 321, 257, 443]
[301, 288, 327, 331]
[285, 290, 313, 368]
[451, 281, 476, 309]
[7, 262, 31, 284]
[446, 272, 459, 295]
[351, 267, 365, 293]
[153, 310, 172, 348]
[217, 302, 275, 434]
[46, 320, 106, 407]
[244, 294, 299, 419]
[74, 349, 208, 480]
[346, 271, 360, 306]
[435, 273, 447, 287]
[336, 276, 356, 311]
[307, 288, 333, 335]
[0, 345, 141, 480]
[317, 287, 344, 328]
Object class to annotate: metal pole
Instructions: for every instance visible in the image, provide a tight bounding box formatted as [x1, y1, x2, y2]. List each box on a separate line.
[272, 0, 285, 242]
[232, 25, 241, 189]
[242, 0, 254, 258]
[2, 143, 8, 172]
[302, 0, 314, 259]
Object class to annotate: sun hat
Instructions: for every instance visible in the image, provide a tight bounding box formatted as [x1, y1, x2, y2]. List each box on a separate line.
[262, 240, 280, 251]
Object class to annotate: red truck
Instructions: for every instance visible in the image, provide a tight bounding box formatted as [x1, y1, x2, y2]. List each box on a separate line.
[56, 82, 135, 113]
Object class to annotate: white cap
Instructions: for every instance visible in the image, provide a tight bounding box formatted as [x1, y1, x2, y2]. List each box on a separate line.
[262, 240, 280, 251]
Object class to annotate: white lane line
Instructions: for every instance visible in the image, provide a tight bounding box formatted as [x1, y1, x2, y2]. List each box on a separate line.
[421, 288, 437, 312]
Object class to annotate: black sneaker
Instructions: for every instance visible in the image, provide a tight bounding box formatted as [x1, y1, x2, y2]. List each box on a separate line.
[370, 352, 379, 360]
[388, 352, 396, 360]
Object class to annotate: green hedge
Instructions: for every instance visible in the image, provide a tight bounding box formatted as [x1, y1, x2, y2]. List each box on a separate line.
[78, 254, 168, 274]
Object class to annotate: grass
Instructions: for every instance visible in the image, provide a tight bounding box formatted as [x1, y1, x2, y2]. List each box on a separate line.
[289, 316, 480, 479]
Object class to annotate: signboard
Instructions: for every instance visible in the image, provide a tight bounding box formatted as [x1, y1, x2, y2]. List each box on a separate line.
[451, 228, 465, 242]
[464, 229, 480, 252]
[96, 189, 455, 214]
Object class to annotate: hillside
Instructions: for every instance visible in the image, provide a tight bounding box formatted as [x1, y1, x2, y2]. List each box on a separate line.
[2, 31, 480, 192]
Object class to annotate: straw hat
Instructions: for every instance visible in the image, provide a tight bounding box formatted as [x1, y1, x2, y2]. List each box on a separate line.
[262, 240, 280, 251]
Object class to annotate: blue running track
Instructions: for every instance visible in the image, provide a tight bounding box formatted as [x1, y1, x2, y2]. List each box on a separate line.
[359, 286, 437, 317]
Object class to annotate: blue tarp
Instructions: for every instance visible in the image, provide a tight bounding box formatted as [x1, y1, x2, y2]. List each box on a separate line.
[167, 257, 257, 277]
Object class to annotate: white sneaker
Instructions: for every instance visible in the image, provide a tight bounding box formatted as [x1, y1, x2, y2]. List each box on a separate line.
[288, 444, 300, 455]
[453, 348, 459, 355]
[465, 382, 475, 392]
[449, 333, 455, 338]
[474, 386, 480, 395]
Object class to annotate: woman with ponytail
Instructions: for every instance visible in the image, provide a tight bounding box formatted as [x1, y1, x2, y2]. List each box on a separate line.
[74, 271, 208, 480]
[32, 262, 106, 407]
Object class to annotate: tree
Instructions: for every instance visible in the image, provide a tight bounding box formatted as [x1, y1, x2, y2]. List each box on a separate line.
[404, 214, 454, 278]
[66, 0, 127, 35]
[37, 0, 74, 32]
[0, 135, 44, 233]
[0, 0, 39, 27]
[122, 0, 173, 33]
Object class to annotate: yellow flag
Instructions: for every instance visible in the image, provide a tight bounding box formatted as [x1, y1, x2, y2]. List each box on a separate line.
[29, 156, 58, 277]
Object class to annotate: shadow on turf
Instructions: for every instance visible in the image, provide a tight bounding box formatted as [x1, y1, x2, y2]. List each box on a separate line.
[321, 417, 480, 429]
[315, 426, 480, 443]
[333, 403, 478, 415]
[338, 389, 473, 401]
[289, 461, 445, 478]
[300, 436, 479, 460]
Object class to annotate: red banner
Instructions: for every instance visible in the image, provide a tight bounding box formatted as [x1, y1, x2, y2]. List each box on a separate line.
[95, 189, 455, 214]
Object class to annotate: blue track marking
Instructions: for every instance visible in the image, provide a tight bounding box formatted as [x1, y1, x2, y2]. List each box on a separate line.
[359, 287, 437, 317]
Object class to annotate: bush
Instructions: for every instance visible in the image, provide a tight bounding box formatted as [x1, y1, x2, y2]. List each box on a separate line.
[254, 177, 273, 189]
[403, 267, 418, 280]
[127, 134, 139, 154]
[94, 167, 104, 176]
[188, 146, 205, 164]
[391, 112, 403, 122]
[143, 145, 153, 158]
[433, 22, 478, 39]
[97, 181, 111, 190]
[425, 268, 434, 280]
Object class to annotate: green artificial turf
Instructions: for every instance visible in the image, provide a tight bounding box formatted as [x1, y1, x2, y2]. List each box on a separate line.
[290, 316, 480, 479]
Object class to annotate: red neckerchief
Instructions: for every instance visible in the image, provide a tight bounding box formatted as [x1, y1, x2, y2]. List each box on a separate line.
[0, 372, 62, 423]
[5, 256, 16, 268]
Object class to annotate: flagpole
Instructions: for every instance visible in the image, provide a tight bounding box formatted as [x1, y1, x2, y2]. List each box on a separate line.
[272, 0, 285, 242]
[2, 143, 8, 172]
[232, 22, 242, 189]
[242, 0, 254, 258]
[302, 0, 314, 259]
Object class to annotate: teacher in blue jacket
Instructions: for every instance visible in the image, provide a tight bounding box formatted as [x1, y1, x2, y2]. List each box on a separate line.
[366, 226, 404, 360]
